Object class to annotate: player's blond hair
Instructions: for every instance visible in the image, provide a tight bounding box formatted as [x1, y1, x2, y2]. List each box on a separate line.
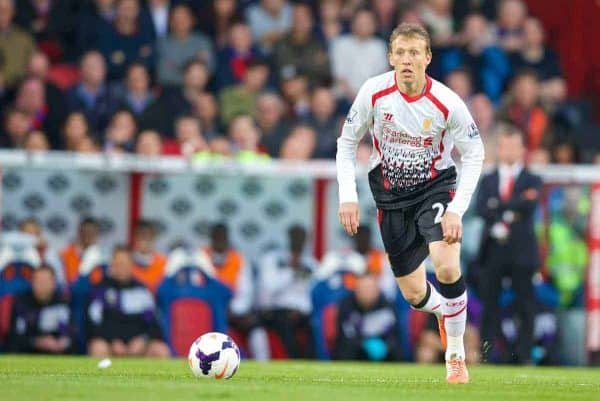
[388, 23, 431, 54]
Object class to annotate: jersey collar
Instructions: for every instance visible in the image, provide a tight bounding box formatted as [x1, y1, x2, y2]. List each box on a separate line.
[396, 74, 432, 103]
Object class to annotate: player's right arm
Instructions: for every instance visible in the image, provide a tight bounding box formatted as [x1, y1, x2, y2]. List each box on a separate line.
[336, 79, 374, 235]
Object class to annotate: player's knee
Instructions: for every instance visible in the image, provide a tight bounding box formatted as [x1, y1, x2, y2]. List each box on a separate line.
[400, 286, 427, 305]
[434, 264, 460, 283]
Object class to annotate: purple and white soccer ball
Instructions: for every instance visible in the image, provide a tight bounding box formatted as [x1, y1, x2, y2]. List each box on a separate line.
[188, 332, 240, 379]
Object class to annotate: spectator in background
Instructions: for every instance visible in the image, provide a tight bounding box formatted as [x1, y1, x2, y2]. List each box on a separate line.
[303, 86, 341, 159]
[14, 0, 76, 61]
[444, 13, 510, 103]
[78, 0, 116, 57]
[272, 3, 330, 87]
[330, 9, 388, 100]
[470, 94, 497, 166]
[218, 59, 270, 127]
[144, 0, 172, 40]
[19, 218, 63, 282]
[197, 0, 244, 49]
[7, 265, 73, 354]
[280, 124, 316, 161]
[157, 59, 210, 137]
[162, 115, 207, 157]
[333, 273, 401, 361]
[118, 63, 164, 131]
[61, 112, 92, 152]
[104, 109, 137, 153]
[14, 76, 64, 149]
[136, 130, 163, 157]
[513, 17, 566, 107]
[1, 108, 31, 149]
[317, 0, 345, 45]
[476, 125, 542, 364]
[203, 223, 269, 359]
[257, 225, 316, 358]
[372, 0, 400, 39]
[74, 136, 101, 154]
[497, 70, 549, 154]
[0, 0, 36, 88]
[246, 0, 293, 54]
[255, 93, 288, 157]
[156, 4, 214, 87]
[208, 136, 232, 159]
[494, 0, 527, 55]
[60, 217, 101, 285]
[65, 51, 119, 134]
[419, 0, 455, 48]
[130, 219, 166, 293]
[95, 0, 155, 81]
[228, 114, 269, 163]
[23, 130, 50, 152]
[26, 51, 66, 124]
[551, 142, 578, 165]
[279, 68, 311, 119]
[215, 22, 260, 90]
[445, 68, 473, 102]
[87, 246, 170, 357]
[192, 92, 220, 140]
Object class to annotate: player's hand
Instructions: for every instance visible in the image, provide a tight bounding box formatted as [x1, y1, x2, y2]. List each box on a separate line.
[339, 202, 360, 236]
[441, 211, 462, 244]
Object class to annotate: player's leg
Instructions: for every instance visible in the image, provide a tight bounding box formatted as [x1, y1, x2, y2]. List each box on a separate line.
[429, 240, 469, 383]
[395, 262, 442, 319]
[380, 208, 443, 318]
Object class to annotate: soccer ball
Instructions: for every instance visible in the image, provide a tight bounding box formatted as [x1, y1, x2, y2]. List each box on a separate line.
[188, 332, 240, 379]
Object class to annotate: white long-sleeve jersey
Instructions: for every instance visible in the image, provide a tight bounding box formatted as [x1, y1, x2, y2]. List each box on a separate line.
[336, 71, 484, 217]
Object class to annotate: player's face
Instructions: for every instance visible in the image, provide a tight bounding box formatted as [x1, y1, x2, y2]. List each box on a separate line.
[388, 36, 431, 85]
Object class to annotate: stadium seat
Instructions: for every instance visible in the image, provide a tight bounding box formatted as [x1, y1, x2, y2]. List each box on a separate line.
[0, 294, 14, 350]
[310, 272, 354, 359]
[157, 266, 232, 357]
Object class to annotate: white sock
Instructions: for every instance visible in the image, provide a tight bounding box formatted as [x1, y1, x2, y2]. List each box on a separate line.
[411, 282, 443, 319]
[443, 290, 467, 360]
[248, 327, 270, 361]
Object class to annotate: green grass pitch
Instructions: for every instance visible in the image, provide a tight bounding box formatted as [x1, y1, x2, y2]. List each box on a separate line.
[1, 355, 599, 401]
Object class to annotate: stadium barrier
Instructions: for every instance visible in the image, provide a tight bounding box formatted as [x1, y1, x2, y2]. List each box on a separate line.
[1, 150, 599, 361]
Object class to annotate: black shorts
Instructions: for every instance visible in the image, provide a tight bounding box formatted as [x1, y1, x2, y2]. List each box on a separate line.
[378, 190, 453, 277]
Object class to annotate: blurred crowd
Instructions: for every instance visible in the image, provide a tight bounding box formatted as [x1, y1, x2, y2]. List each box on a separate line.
[1, 0, 599, 164]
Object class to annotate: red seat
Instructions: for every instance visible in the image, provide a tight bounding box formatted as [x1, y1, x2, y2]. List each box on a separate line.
[0, 295, 14, 346]
[322, 304, 338, 353]
[170, 299, 213, 357]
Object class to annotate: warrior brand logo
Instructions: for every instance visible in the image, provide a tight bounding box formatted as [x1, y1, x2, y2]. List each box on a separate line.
[383, 112, 394, 122]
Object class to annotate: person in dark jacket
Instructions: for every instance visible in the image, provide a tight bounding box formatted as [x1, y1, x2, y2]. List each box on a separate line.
[86, 245, 169, 357]
[475, 123, 543, 364]
[333, 273, 401, 361]
[8, 265, 74, 354]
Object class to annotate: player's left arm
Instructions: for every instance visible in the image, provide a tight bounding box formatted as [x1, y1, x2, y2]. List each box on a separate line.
[443, 99, 485, 244]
